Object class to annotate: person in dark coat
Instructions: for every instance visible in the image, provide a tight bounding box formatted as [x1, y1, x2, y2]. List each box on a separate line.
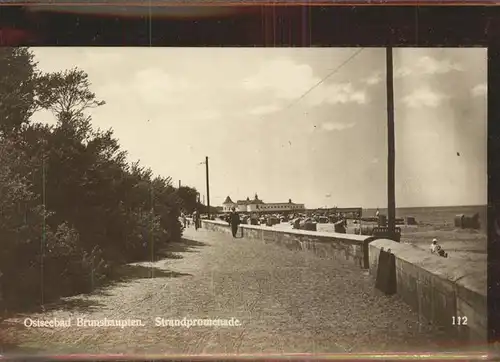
[193, 210, 200, 231]
[229, 207, 241, 238]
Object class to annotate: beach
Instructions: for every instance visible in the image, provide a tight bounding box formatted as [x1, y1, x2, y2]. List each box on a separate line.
[272, 205, 487, 268]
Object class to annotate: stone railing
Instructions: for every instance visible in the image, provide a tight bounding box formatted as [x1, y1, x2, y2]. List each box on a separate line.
[199, 219, 376, 269]
[369, 239, 486, 344]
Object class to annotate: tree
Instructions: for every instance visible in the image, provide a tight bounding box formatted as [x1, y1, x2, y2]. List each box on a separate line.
[176, 186, 199, 214]
[36, 67, 105, 123]
[0, 47, 39, 135]
[0, 49, 186, 309]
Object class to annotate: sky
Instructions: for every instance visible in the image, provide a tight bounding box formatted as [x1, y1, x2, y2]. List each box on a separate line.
[31, 47, 487, 209]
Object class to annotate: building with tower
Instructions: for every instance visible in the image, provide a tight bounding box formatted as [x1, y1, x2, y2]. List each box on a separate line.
[222, 194, 305, 213]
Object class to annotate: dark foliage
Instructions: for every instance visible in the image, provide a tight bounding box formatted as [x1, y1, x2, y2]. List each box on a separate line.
[0, 48, 187, 310]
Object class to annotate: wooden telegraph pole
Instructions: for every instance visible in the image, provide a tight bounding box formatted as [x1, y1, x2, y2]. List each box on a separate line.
[205, 156, 211, 219]
[386, 46, 397, 241]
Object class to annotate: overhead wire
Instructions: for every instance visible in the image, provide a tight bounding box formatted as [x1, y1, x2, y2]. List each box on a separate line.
[280, 47, 366, 113]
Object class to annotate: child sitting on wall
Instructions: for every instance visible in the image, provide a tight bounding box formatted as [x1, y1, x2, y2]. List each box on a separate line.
[430, 238, 448, 258]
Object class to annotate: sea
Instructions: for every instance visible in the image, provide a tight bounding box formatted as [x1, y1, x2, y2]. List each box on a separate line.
[363, 205, 487, 231]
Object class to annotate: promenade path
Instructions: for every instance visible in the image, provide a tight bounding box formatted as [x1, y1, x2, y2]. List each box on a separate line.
[1, 226, 462, 355]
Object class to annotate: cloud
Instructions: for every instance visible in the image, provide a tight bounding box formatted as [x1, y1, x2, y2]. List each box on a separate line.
[309, 83, 368, 106]
[402, 87, 450, 108]
[96, 67, 197, 107]
[395, 55, 463, 78]
[242, 58, 367, 106]
[471, 83, 487, 97]
[242, 58, 317, 100]
[133, 68, 195, 105]
[248, 104, 282, 116]
[82, 49, 122, 67]
[320, 122, 355, 132]
[96, 70, 220, 122]
[364, 72, 382, 86]
[330, 83, 367, 104]
[31, 48, 123, 74]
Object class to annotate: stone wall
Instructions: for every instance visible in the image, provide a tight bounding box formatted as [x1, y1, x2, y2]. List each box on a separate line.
[201, 219, 232, 234]
[369, 239, 486, 344]
[199, 220, 375, 269]
[190, 220, 486, 344]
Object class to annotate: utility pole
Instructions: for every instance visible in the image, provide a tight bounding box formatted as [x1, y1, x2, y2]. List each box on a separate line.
[179, 180, 181, 188]
[205, 156, 211, 219]
[386, 46, 397, 241]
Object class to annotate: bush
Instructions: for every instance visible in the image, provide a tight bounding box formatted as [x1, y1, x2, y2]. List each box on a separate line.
[0, 139, 108, 307]
[0, 47, 185, 311]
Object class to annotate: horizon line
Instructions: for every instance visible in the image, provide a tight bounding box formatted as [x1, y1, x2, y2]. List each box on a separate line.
[320, 204, 487, 209]
[214, 203, 487, 209]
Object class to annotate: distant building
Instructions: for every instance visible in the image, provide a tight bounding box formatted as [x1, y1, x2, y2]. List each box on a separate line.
[222, 194, 305, 213]
[222, 196, 237, 212]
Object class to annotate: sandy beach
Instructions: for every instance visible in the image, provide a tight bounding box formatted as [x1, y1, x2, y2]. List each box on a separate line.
[271, 220, 487, 269]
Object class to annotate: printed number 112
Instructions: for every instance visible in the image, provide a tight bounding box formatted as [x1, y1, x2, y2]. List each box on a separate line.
[452, 316, 468, 325]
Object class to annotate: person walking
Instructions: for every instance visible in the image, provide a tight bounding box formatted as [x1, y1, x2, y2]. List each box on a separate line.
[229, 207, 241, 238]
[181, 212, 187, 228]
[193, 210, 200, 231]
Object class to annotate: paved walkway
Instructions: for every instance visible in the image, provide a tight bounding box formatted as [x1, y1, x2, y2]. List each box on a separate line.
[1, 226, 461, 355]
